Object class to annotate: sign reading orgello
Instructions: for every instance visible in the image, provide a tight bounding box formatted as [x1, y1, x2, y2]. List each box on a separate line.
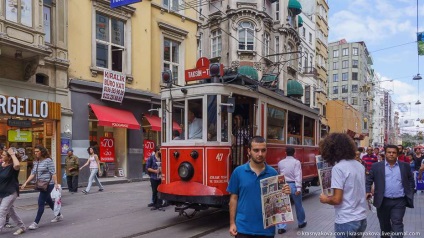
[100, 137, 115, 162]
[143, 139, 155, 162]
[110, 0, 141, 8]
[101, 69, 126, 103]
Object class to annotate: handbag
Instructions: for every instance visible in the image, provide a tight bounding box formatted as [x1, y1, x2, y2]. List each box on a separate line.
[35, 160, 52, 192]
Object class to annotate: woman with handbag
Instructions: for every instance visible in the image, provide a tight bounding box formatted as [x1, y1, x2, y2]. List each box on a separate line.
[0, 147, 26, 235]
[79, 146, 104, 194]
[21, 145, 63, 230]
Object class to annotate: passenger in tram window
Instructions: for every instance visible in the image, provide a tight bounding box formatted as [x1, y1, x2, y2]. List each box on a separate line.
[172, 130, 181, 140]
[319, 133, 367, 238]
[188, 109, 202, 139]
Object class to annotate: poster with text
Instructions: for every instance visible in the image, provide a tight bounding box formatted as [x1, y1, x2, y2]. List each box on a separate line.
[316, 155, 334, 196]
[61, 138, 70, 155]
[143, 139, 155, 162]
[101, 69, 126, 103]
[100, 137, 115, 162]
[260, 175, 294, 229]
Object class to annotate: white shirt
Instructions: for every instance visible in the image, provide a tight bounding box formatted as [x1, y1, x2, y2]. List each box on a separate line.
[188, 117, 202, 139]
[278, 156, 302, 192]
[331, 159, 367, 224]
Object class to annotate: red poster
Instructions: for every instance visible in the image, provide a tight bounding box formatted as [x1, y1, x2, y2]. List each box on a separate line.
[144, 139, 155, 161]
[100, 137, 115, 162]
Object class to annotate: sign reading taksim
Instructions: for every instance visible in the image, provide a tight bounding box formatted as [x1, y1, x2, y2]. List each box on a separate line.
[110, 0, 141, 8]
[0, 95, 48, 118]
[101, 69, 126, 103]
[185, 58, 224, 82]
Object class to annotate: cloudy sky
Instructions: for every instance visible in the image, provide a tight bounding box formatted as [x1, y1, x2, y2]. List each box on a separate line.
[328, 0, 424, 133]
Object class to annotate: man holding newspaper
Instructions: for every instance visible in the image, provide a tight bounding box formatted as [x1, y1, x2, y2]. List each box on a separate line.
[276, 147, 307, 234]
[227, 136, 291, 237]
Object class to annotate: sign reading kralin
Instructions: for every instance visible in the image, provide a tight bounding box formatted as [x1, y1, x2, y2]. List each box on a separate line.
[101, 69, 126, 103]
[0, 95, 48, 118]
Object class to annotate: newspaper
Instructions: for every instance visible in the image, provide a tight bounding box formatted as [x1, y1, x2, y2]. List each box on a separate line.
[260, 175, 294, 229]
[316, 155, 334, 196]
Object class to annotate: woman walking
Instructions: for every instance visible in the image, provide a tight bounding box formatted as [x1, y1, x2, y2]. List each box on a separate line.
[80, 147, 104, 194]
[21, 145, 63, 230]
[0, 147, 26, 235]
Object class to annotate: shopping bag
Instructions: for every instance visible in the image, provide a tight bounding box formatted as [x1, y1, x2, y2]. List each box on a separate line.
[50, 185, 62, 216]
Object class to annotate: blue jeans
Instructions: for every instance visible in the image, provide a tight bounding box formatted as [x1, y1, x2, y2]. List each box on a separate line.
[276, 182, 306, 230]
[85, 168, 103, 192]
[35, 184, 60, 223]
[335, 219, 367, 238]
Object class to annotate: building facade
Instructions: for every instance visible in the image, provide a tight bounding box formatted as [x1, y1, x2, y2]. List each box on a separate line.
[67, 0, 198, 181]
[0, 0, 69, 184]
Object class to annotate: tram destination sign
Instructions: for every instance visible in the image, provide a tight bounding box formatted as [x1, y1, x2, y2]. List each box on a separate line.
[7, 119, 32, 128]
[185, 57, 224, 82]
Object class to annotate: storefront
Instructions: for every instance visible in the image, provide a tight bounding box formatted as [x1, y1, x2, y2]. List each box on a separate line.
[0, 94, 61, 185]
[69, 79, 159, 181]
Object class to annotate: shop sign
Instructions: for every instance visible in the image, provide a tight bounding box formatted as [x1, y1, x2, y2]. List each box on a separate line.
[7, 129, 32, 142]
[100, 137, 115, 162]
[101, 69, 126, 103]
[143, 139, 155, 161]
[7, 119, 32, 128]
[0, 95, 49, 118]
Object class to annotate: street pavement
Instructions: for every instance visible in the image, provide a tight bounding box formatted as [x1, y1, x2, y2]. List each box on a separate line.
[2, 181, 424, 238]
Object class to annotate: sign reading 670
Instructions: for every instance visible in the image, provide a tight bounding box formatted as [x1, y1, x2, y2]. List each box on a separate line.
[100, 137, 115, 162]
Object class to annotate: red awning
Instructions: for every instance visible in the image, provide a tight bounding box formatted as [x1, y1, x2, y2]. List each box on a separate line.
[89, 104, 140, 130]
[144, 114, 182, 133]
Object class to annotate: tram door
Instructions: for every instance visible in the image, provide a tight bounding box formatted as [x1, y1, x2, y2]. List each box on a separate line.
[231, 95, 255, 170]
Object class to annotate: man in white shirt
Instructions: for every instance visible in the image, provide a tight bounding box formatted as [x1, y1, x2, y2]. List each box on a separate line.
[188, 109, 202, 139]
[276, 147, 307, 234]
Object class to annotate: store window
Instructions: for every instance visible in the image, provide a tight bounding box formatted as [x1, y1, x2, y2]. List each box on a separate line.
[267, 106, 286, 143]
[5, 0, 33, 27]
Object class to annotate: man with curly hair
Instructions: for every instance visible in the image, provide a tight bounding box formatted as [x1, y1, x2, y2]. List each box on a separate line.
[319, 133, 367, 238]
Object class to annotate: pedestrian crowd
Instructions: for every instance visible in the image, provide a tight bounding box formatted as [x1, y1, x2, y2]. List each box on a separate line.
[224, 134, 419, 238]
[0, 144, 108, 236]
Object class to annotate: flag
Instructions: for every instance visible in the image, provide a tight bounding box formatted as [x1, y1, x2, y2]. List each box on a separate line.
[400, 119, 415, 128]
[418, 32, 424, 55]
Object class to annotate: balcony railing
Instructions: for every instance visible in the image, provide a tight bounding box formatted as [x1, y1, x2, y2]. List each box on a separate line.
[301, 67, 318, 76]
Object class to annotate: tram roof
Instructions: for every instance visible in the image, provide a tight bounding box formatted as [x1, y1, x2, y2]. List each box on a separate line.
[161, 77, 320, 119]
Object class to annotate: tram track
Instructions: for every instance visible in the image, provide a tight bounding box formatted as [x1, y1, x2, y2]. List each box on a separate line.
[123, 209, 229, 238]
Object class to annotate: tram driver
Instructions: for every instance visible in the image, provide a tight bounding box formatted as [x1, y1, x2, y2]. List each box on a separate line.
[188, 109, 202, 139]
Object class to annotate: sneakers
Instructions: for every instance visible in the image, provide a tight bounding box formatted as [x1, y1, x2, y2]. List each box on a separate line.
[298, 222, 307, 229]
[13, 228, 25, 235]
[28, 222, 39, 230]
[82, 190, 88, 194]
[278, 229, 286, 234]
[51, 214, 64, 223]
[5, 223, 14, 228]
[98, 188, 104, 192]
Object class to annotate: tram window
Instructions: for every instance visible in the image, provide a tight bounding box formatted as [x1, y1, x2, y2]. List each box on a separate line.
[221, 96, 229, 142]
[187, 99, 203, 139]
[304, 117, 315, 146]
[207, 95, 217, 141]
[161, 100, 167, 143]
[267, 106, 285, 142]
[287, 112, 302, 145]
[172, 100, 184, 140]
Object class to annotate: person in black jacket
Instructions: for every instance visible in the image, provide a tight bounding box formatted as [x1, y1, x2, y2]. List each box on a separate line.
[0, 147, 26, 235]
[366, 145, 415, 238]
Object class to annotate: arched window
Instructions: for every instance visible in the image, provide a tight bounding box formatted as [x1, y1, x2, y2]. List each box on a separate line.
[238, 22, 255, 51]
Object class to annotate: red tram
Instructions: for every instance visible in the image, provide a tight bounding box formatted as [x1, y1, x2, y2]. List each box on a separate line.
[157, 64, 321, 215]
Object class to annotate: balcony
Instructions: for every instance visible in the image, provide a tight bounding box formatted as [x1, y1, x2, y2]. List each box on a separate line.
[301, 67, 318, 77]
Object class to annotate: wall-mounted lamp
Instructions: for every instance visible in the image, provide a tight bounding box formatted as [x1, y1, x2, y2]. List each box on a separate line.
[64, 124, 72, 137]
[181, 88, 187, 94]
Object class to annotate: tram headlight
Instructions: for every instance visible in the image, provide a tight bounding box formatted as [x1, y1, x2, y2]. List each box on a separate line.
[178, 162, 194, 181]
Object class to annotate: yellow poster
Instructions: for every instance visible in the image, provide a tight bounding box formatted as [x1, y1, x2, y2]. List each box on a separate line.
[8, 129, 33, 142]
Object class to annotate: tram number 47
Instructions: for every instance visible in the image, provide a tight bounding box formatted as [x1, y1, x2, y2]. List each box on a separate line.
[216, 153, 224, 161]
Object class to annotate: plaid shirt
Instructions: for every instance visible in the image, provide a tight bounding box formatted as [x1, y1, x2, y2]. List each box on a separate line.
[362, 154, 378, 172]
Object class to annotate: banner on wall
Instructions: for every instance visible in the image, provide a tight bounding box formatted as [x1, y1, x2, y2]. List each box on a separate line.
[100, 137, 115, 162]
[101, 69, 126, 103]
[143, 139, 155, 161]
